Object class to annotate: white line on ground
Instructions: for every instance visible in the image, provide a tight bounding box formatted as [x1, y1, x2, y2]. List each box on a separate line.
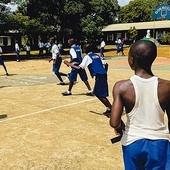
[0, 98, 97, 123]
[6, 77, 49, 84]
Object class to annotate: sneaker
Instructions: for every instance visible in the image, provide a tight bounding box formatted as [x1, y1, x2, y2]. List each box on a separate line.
[67, 73, 70, 78]
[103, 110, 111, 118]
[62, 91, 72, 96]
[86, 92, 94, 96]
[6, 73, 9, 76]
[17, 59, 20, 62]
[57, 82, 66, 85]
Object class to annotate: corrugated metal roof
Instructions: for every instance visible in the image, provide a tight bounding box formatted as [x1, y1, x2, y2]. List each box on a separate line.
[102, 20, 170, 32]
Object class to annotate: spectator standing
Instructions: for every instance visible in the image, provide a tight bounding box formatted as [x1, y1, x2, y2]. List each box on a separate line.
[45, 40, 51, 57]
[58, 41, 63, 55]
[115, 38, 121, 56]
[99, 38, 106, 59]
[38, 40, 44, 58]
[0, 46, 9, 76]
[15, 40, 20, 62]
[121, 38, 125, 56]
[25, 43, 31, 59]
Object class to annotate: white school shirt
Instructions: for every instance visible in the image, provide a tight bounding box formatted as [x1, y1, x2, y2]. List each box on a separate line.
[0, 47, 2, 56]
[26, 45, 31, 51]
[70, 44, 77, 59]
[51, 44, 61, 59]
[15, 43, 19, 51]
[121, 75, 170, 146]
[38, 42, 44, 48]
[100, 41, 105, 48]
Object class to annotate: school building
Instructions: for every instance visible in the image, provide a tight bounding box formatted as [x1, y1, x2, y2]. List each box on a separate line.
[102, 20, 170, 45]
[0, 31, 40, 53]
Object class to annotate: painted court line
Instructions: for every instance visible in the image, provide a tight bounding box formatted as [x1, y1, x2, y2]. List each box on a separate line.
[0, 98, 97, 124]
[6, 77, 48, 84]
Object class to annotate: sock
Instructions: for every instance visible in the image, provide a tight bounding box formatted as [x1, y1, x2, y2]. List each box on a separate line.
[106, 107, 111, 111]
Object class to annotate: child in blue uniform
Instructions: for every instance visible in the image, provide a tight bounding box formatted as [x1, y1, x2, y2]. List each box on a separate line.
[49, 37, 67, 85]
[0, 47, 9, 76]
[62, 38, 93, 96]
[64, 43, 112, 117]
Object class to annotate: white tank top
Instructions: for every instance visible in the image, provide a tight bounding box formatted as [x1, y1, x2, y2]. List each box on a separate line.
[121, 75, 170, 146]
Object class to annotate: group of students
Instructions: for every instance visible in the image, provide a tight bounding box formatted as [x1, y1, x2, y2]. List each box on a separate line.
[38, 39, 63, 58]
[1, 37, 170, 169]
[49, 37, 170, 169]
[48, 37, 111, 116]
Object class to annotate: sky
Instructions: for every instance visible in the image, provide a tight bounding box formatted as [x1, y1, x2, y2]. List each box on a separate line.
[118, 0, 131, 6]
[8, 0, 131, 11]
[7, 3, 17, 11]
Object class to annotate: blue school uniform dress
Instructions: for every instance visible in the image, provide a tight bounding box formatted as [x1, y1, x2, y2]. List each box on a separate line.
[121, 75, 170, 170]
[0, 57, 4, 65]
[79, 52, 108, 97]
[69, 45, 88, 82]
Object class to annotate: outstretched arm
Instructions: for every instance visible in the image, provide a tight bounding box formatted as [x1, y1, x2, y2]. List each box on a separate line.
[64, 60, 81, 69]
[110, 81, 125, 135]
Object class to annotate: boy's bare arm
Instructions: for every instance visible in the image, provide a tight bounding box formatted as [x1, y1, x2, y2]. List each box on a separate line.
[64, 60, 80, 69]
[160, 79, 170, 131]
[166, 102, 170, 131]
[110, 81, 125, 135]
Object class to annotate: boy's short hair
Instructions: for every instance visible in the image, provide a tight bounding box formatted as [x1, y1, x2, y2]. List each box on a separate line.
[83, 44, 98, 53]
[50, 37, 55, 41]
[129, 40, 157, 68]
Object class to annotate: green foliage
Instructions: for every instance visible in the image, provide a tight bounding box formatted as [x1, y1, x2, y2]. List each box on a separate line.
[0, 1, 11, 32]
[0, 0, 11, 3]
[119, 0, 170, 23]
[161, 32, 170, 44]
[8, 12, 45, 34]
[16, 0, 118, 40]
[128, 26, 138, 43]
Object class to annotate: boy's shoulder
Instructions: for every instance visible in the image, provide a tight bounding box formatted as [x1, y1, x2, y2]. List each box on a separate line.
[158, 78, 170, 90]
[114, 79, 131, 91]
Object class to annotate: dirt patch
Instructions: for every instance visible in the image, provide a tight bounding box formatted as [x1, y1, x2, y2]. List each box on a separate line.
[0, 56, 169, 169]
[105, 46, 170, 58]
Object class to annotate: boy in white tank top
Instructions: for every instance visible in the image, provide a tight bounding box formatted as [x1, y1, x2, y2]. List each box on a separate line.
[110, 40, 170, 170]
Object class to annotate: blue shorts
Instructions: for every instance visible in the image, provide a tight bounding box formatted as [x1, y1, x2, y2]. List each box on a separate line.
[167, 142, 170, 170]
[93, 74, 108, 97]
[53, 57, 62, 74]
[69, 67, 88, 82]
[122, 139, 170, 170]
[100, 47, 104, 54]
[0, 57, 4, 65]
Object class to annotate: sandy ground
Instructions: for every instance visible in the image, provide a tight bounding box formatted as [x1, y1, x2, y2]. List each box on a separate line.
[0, 48, 170, 170]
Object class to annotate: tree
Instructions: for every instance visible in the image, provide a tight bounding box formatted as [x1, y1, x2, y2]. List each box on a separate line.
[119, 0, 170, 23]
[80, 0, 118, 40]
[15, 0, 119, 41]
[8, 12, 45, 34]
[128, 26, 138, 43]
[161, 32, 170, 44]
[0, 0, 11, 32]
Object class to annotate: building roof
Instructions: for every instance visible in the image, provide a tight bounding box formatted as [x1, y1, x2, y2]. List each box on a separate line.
[102, 20, 170, 32]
